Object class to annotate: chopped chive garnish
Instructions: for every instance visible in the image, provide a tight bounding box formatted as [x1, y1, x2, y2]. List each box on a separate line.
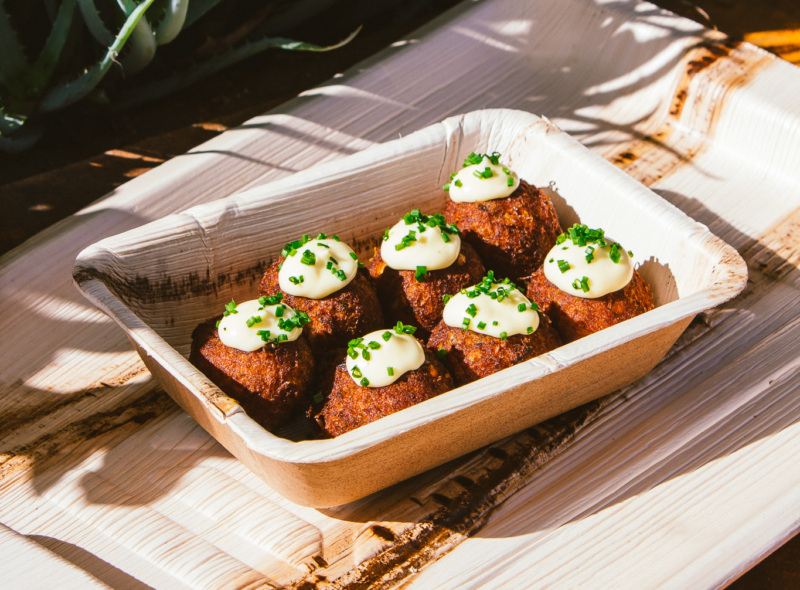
[477, 321, 487, 329]
[223, 300, 238, 316]
[281, 234, 312, 257]
[316, 233, 327, 239]
[443, 183, 451, 191]
[455, 179, 463, 188]
[415, 266, 428, 282]
[332, 234, 341, 241]
[257, 329, 271, 341]
[466, 303, 477, 317]
[368, 341, 381, 350]
[275, 305, 285, 317]
[246, 316, 262, 328]
[258, 294, 283, 306]
[289, 275, 304, 285]
[351, 366, 362, 378]
[609, 242, 621, 263]
[436, 348, 449, 359]
[393, 321, 416, 335]
[585, 246, 595, 264]
[507, 176, 514, 187]
[461, 317, 471, 330]
[300, 249, 316, 266]
[517, 303, 527, 312]
[360, 377, 370, 387]
[349, 251, 358, 261]
[572, 276, 590, 292]
[527, 326, 534, 333]
[628, 250, 634, 257]
[500, 331, 508, 340]
[557, 260, 571, 273]
[387, 367, 394, 377]
[317, 242, 330, 248]
[443, 294, 453, 304]
[362, 349, 371, 360]
[383, 228, 390, 241]
[492, 320, 499, 326]
[382, 331, 392, 342]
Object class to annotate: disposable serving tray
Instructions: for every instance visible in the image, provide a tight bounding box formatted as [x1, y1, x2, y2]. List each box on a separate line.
[73, 109, 747, 507]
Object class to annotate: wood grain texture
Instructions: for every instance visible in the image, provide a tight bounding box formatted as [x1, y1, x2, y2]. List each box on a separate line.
[2, 0, 799, 587]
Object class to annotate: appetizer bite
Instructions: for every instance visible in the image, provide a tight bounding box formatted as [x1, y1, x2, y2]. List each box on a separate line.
[314, 323, 454, 437]
[428, 272, 562, 385]
[368, 210, 485, 338]
[443, 151, 562, 281]
[190, 295, 315, 432]
[259, 233, 384, 355]
[526, 224, 655, 342]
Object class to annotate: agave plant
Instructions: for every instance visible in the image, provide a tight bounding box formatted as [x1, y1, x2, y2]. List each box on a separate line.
[0, 0, 357, 151]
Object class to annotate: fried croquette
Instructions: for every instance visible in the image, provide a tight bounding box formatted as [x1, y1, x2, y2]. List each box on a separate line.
[427, 315, 562, 385]
[526, 268, 655, 343]
[368, 240, 485, 339]
[314, 350, 453, 437]
[189, 321, 315, 432]
[444, 179, 561, 281]
[259, 260, 384, 355]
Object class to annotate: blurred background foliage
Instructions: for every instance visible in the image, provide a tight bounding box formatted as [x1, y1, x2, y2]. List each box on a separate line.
[0, 0, 441, 152]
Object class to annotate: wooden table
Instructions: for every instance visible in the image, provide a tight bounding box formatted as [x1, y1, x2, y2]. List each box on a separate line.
[2, 0, 799, 587]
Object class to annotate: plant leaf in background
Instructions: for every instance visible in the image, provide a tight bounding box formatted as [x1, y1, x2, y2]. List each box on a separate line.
[0, 0, 358, 152]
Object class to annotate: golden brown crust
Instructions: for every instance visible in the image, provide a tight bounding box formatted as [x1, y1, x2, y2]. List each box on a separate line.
[444, 180, 562, 281]
[427, 316, 562, 386]
[259, 258, 384, 355]
[525, 268, 655, 343]
[189, 321, 315, 432]
[315, 350, 454, 437]
[367, 240, 485, 339]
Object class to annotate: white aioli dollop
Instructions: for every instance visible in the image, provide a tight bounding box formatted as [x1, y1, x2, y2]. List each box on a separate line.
[218, 298, 303, 352]
[346, 329, 426, 388]
[443, 280, 539, 339]
[543, 235, 634, 299]
[279, 238, 358, 299]
[381, 216, 461, 271]
[448, 155, 520, 203]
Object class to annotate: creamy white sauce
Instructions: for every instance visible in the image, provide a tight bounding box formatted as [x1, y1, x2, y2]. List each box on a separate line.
[447, 155, 520, 203]
[345, 329, 426, 388]
[381, 216, 461, 271]
[542, 234, 634, 298]
[218, 298, 303, 352]
[443, 280, 539, 339]
[279, 238, 358, 299]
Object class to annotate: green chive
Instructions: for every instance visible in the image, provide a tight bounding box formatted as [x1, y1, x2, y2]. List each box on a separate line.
[557, 260, 571, 273]
[387, 367, 394, 376]
[300, 249, 316, 266]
